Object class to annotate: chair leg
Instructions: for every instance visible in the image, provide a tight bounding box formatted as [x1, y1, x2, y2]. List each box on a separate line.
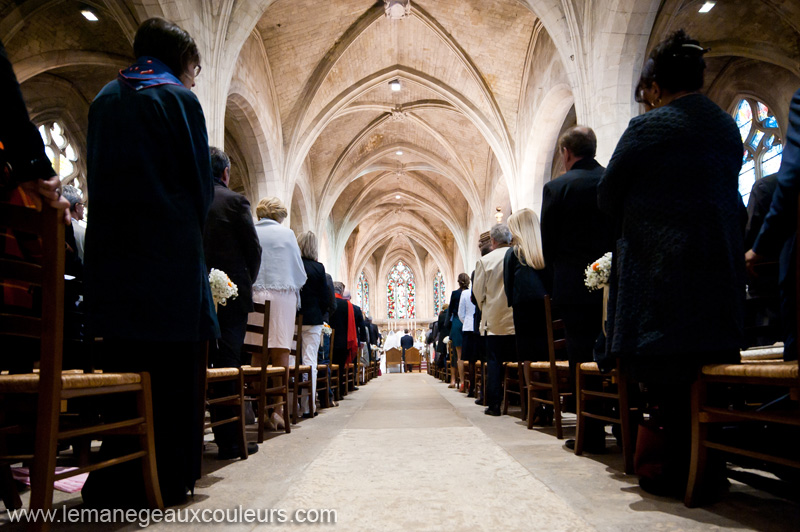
[518, 363, 528, 421]
[291, 373, 299, 425]
[685, 378, 707, 507]
[137, 373, 164, 508]
[0, 464, 22, 510]
[552, 371, 564, 440]
[502, 365, 510, 415]
[524, 364, 534, 429]
[257, 382, 266, 444]
[237, 372, 248, 460]
[282, 373, 291, 434]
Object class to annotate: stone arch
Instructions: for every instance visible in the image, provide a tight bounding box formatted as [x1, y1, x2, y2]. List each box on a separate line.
[517, 83, 575, 212]
[225, 92, 275, 204]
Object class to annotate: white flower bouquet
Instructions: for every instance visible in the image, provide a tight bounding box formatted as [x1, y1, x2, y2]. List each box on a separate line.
[322, 322, 332, 336]
[209, 268, 238, 306]
[584, 252, 612, 291]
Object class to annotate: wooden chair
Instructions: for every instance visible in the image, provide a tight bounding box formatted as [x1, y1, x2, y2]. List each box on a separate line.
[502, 361, 527, 420]
[574, 359, 634, 473]
[0, 204, 162, 523]
[241, 301, 290, 442]
[523, 296, 571, 438]
[385, 348, 402, 373]
[289, 314, 313, 424]
[204, 343, 248, 460]
[684, 193, 800, 507]
[405, 347, 421, 372]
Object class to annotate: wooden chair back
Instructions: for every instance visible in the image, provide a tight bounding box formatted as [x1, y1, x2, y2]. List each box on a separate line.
[405, 347, 421, 369]
[242, 300, 271, 373]
[386, 347, 402, 371]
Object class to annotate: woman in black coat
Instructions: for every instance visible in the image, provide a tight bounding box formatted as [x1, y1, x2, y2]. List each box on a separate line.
[597, 30, 745, 496]
[297, 231, 331, 417]
[504, 209, 549, 363]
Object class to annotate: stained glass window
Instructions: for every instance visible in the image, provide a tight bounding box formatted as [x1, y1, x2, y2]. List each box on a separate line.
[355, 270, 370, 317]
[39, 121, 85, 217]
[387, 260, 415, 319]
[734, 98, 783, 204]
[433, 270, 445, 315]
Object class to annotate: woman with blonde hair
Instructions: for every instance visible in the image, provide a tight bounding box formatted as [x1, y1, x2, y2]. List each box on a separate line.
[249, 196, 307, 429]
[504, 208, 549, 363]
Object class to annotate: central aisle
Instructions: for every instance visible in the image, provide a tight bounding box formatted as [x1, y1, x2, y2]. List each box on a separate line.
[263, 374, 592, 531]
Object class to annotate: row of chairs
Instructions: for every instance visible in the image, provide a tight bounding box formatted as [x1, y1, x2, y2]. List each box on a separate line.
[0, 202, 381, 528]
[431, 289, 799, 506]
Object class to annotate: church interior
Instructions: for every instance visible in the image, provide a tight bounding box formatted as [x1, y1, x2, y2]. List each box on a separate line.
[2, 0, 800, 530]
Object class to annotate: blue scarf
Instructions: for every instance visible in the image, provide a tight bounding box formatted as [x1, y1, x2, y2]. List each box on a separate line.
[118, 56, 182, 91]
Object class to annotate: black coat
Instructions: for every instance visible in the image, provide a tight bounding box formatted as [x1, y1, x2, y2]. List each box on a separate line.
[745, 174, 779, 251]
[400, 334, 414, 350]
[503, 247, 548, 360]
[598, 94, 745, 366]
[541, 158, 612, 305]
[330, 298, 350, 351]
[436, 308, 450, 353]
[322, 273, 336, 322]
[204, 181, 261, 315]
[85, 61, 218, 342]
[445, 288, 464, 325]
[0, 40, 56, 188]
[353, 304, 366, 342]
[299, 258, 328, 326]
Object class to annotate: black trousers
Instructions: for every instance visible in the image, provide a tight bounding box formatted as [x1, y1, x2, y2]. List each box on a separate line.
[82, 339, 206, 507]
[209, 303, 248, 448]
[486, 335, 517, 410]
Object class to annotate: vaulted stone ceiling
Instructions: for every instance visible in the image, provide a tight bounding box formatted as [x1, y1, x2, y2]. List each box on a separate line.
[4, 0, 800, 320]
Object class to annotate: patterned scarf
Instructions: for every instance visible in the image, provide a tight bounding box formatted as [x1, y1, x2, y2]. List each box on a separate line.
[117, 56, 183, 91]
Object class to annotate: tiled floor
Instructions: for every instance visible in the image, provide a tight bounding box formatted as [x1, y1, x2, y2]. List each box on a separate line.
[3, 373, 799, 531]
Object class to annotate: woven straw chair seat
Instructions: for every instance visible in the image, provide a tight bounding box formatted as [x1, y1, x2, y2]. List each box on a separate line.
[241, 365, 286, 376]
[0, 372, 141, 393]
[701, 361, 798, 379]
[207, 367, 240, 379]
[529, 360, 569, 370]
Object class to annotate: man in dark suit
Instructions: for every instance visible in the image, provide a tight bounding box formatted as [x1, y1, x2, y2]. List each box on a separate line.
[744, 174, 781, 346]
[748, 87, 800, 361]
[541, 126, 611, 450]
[203, 146, 261, 459]
[400, 329, 414, 372]
[331, 282, 360, 393]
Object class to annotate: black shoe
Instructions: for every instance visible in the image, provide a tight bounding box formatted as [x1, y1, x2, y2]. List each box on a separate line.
[467, 391, 475, 398]
[217, 442, 258, 460]
[352, 386, 359, 391]
[565, 438, 607, 454]
[474, 397, 484, 405]
[484, 407, 501, 417]
[638, 477, 684, 499]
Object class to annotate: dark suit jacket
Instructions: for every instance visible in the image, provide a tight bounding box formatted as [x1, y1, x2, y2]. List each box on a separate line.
[353, 304, 366, 343]
[299, 258, 328, 326]
[204, 181, 261, 315]
[322, 273, 336, 322]
[330, 298, 350, 351]
[541, 158, 612, 305]
[746, 174, 779, 251]
[445, 288, 464, 325]
[400, 334, 414, 350]
[754, 87, 800, 289]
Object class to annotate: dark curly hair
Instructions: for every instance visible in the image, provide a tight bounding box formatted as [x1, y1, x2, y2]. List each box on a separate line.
[635, 29, 706, 103]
